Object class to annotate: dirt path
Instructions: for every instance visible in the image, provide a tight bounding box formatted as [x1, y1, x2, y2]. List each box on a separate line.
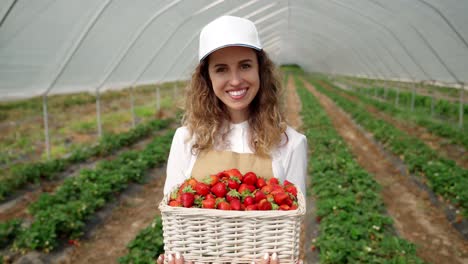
[330, 80, 468, 168]
[66, 168, 166, 264]
[302, 79, 468, 264]
[285, 75, 319, 263]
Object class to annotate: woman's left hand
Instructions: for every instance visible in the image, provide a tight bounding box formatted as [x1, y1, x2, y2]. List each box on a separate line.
[253, 253, 304, 264]
[156, 253, 193, 264]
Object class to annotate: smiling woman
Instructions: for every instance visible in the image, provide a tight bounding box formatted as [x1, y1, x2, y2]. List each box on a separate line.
[159, 15, 307, 264]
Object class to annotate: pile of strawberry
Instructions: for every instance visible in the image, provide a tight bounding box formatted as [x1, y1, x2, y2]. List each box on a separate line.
[168, 169, 299, 211]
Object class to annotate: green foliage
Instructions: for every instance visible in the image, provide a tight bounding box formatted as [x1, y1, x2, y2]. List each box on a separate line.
[295, 75, 425, 263]
[0, 219, 22, 249]
[0, 119, 172, 201]
[12, 130, 174, 252]
[118, 217, 165, 264]
[309, 77, 468, 218]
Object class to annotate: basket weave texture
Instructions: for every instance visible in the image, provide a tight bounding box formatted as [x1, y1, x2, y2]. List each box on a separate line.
[159, 190, 306, 264]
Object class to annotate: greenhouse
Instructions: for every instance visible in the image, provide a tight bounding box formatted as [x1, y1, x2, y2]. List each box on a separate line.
[0, 1, 467, 263]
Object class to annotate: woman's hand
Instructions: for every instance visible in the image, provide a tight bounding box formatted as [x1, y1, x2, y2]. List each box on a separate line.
[156, 253, 193, 264]
[253, 253, 304, 264]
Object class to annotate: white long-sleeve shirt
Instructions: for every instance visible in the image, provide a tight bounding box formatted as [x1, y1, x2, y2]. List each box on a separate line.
[164, 120, 308, 196]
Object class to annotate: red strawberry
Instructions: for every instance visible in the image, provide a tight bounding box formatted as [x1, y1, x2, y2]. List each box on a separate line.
[227, 178, 240, 190]
[256, 177, 267, 188]
[279, 204, 290, 210]
[205, 193, 216, 200]
[268, 178, 279, 185]
[238, 184, 255, 195]
[283, 180, 293, 186]
[217, 201, 231, 210]
[181, 192, 195, 207]
[187, 178, 198, 188]
[224, 168, 243, 182]
[258, 199, 272, 210]
[211, 182, 227, 198]
[261, 185, 273, 194]
[202, 198, 216, 209]
[284, 184, 297, 197]
[245, 204, 258, 211]
[230, 198, 241, 210]
[243, 196, 255, 206]
[254, 190, 267, 203]
[195, 182, 210, 196]
[243, 172, 257, 185]
[226, 189, 241, 202]
[202, 174, 219, 186]
[272, 191, 289, 205]
[169, 200, 182, 207]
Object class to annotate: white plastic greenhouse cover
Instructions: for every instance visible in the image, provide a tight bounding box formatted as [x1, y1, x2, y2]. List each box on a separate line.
[1, 0, 467, 101]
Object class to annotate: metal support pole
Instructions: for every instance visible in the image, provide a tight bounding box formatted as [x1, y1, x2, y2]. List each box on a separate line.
[130, 86, 136, 128]
[156, 86, 161, 112]
[42, 95, 51, 160]
[96, 90, 103, 138]
[395, 87, 400, 107]
[411, 84, 416, 112]
[460, 84, 465, 129]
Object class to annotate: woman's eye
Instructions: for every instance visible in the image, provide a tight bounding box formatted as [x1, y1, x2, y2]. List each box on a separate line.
[241, 64, 251, 69]
[215, 67, 226, 73]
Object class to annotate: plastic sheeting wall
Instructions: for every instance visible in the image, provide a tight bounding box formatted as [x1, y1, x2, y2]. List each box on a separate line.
[0, 0, 467, 101]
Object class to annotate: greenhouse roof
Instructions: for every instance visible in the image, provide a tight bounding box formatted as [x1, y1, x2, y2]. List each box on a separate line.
[1, 0, 467, 100]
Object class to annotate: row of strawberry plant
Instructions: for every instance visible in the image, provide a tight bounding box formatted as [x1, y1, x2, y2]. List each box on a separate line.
[295, 76, 424, 263]
[1, 129, 174, 253]
[0, 118, 173, 201]
[309, 77, 468, 218]
[343, 84, 468, 148]
[118, 216, 164, 263]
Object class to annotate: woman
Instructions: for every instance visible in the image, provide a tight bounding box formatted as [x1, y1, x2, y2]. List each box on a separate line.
[159, 15, 307, 264]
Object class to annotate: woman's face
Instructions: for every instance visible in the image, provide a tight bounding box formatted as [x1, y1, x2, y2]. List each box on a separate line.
[207, 46, 260, 123]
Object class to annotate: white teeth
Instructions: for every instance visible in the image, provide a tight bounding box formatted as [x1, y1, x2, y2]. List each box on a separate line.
[228, 89, 247, 97]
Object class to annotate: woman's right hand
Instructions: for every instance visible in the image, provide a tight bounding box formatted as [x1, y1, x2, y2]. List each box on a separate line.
[156, 253, 193, 264]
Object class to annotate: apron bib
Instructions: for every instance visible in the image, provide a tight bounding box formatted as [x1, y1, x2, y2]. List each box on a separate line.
[191, 150, 273, 180]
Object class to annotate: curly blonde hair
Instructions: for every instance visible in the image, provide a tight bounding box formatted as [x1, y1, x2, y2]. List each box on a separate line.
[182, 50, 287, 157]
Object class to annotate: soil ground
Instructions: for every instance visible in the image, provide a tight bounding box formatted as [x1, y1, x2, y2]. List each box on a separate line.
[331, 80, 468, 169]
[302, 78, 468, 264]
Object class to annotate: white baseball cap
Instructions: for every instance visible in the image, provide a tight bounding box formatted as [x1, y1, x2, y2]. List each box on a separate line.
[198, 16, 262, 61]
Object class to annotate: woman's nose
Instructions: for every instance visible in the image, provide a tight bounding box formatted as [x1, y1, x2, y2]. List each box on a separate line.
[229, 70, 242, 86]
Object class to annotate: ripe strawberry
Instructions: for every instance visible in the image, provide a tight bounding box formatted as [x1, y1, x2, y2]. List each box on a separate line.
[194, 182, 211, 196]
[211, 182, 227, 198]
[205, 193, 216, 200]
[202, 198, 216, 209]
[283, 180, 293, 186]
[261, 185, 273, 194]
[202, 174, 219, 186]
[245, 204, 258, 211]
[267, 178, 279, 186]
[169, 200, 182, 207]
[284, 184, 297, 197]
[181, 192, 195, 207]
[254, 190, 267, 203]
[243, 196, 255, 206]
[256, 177, 267, 189]
[227, 178, 240, 190]
[258, 199, 272, 210]
[229, 198, 241, 210]
[217, 201, 231, 210]
[226, 189, 241, 202]
[224, 168, 243, 182]
[279, 204, 290, 210]
[243, 172, 257, 185]
[272, 191, 289, 205]
[238, 184, 255, 195]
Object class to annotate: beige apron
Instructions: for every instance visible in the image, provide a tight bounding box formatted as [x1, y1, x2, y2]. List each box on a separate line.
[191, 150, 273, 180]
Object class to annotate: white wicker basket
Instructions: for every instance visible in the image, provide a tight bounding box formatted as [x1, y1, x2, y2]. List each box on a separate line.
[158, 190, 306, 264]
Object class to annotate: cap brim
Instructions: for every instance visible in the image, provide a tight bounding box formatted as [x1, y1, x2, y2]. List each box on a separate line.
[200, 44, 262, 62]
